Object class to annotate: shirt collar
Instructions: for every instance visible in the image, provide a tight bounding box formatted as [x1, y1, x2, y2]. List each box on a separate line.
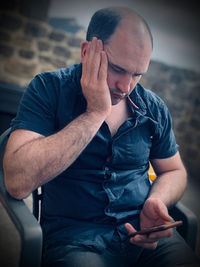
[128, 84, 147, 116]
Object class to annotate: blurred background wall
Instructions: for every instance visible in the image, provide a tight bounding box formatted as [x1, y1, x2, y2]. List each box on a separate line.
[0, 0, 200, 253]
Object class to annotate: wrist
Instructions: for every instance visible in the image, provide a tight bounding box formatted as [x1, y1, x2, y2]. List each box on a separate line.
[143, 197, 172, 221]
[148, 183, 173, 207]
[84, 109, 108, 123]
[146, 195, 167, 207]
[145, 196, 164, 205]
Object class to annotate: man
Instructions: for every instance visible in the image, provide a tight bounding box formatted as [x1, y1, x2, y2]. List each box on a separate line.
[3, 7, 199, 267]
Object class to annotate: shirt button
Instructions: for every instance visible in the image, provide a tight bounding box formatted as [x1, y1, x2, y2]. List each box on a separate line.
[105, 171, 112, 179]
[106, 207, 111, 213]
[104, 181, 109, 187]
[106, 156, 111, 163]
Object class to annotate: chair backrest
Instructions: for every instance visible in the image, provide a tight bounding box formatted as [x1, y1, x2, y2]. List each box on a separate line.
[0, 128, 43, 267]
[0, 127, 11, 165]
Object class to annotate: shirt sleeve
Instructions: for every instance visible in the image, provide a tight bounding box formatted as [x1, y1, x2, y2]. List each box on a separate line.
[150, 101, 178, 159]
[10, 73, 57, 136]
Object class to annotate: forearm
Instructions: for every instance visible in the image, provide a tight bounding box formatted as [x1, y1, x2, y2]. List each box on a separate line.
[3, 112, 105, 199]
[148, 168, 187, 207]
[4, 38, 110, 199]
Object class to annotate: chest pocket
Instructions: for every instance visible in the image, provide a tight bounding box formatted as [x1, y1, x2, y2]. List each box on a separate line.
[111, 124, 153, 169]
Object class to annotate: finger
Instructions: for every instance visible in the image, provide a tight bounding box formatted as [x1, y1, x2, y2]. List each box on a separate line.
[124, 223, 137, 235]
[152, 199, 173, 222]
[98, 51, 108, 81]
[141, 242, 158, 250]
[129, 231, 157, 243]
[82, 37, 100, 81]
[89, 38, 103, 79]
[131, 239, 158, 250]
[126, 223, 159, 250]
[149, 228, 173, 239]
[158, 208, 173, 222]
[129, 233, 159, 249]
[87, 37, 98, 70]
[82, 41, 91, 78]
[88, 37, 97, 62]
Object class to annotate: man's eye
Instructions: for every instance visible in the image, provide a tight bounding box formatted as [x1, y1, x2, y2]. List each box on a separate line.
[112, 66, 124, 74]
[114, 68, 121, 73]
[133, 74, 142, 78]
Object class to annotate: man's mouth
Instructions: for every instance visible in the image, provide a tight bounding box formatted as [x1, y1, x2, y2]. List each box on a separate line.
[111, 92, 126, 99]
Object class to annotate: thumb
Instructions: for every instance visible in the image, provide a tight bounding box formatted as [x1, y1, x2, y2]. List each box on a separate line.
[156, 203, 173, 222]
[124, 223, 137, 236]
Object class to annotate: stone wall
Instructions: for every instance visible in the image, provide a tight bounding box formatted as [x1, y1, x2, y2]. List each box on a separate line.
[0, 10, 200, 180]
[0, 10, 84, 87]
[141, 62, 200, 180]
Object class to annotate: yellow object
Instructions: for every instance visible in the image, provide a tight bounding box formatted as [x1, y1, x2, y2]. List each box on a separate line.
[148, 163, 157, 181]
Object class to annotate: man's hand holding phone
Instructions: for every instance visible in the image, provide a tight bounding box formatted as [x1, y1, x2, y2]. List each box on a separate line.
[125, 198, 181, 250]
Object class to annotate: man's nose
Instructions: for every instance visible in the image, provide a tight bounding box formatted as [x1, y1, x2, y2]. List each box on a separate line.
[116, 74, 132, 94]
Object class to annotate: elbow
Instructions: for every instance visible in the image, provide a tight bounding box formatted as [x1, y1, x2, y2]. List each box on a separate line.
[3, 153, 32, 200]
[7, 188, 30, 201]
[3, 168, 31, 200]
[5, 181, 31, 200]
[4, 176, 30, 200]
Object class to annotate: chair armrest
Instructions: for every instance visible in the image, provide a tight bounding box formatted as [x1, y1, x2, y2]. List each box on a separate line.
[0, 170, 43, 267]
[169, 202, 198, 251]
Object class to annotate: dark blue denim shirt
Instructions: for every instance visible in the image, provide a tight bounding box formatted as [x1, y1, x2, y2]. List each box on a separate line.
[11, 63, 178, 253]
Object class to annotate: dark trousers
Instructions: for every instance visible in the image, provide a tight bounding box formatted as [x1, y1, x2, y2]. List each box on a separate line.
[43, 230, 199, 267]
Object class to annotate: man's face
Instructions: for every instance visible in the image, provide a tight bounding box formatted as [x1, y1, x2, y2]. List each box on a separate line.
[104, 24, 152, 105]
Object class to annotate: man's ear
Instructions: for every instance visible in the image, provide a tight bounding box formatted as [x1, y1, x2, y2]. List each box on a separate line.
[81, 41, 89, 62]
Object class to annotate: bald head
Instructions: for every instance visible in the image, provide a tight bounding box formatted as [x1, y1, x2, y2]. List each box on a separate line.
[86, 7, 153, 49]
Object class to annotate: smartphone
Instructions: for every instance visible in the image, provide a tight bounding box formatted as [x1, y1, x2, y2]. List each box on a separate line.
[128, 220, 183, 238]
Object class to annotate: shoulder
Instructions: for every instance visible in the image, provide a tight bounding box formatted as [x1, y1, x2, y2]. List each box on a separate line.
[25, 63, 82, 102]
[135, 83, 165, 107]
[35, 63, 82, 88]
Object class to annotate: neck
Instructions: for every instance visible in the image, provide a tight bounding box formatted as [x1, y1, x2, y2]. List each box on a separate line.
[105, 99, 131, 136]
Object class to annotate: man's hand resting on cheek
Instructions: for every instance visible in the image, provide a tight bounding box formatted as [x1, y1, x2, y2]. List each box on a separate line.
[81, 37, 111, 118]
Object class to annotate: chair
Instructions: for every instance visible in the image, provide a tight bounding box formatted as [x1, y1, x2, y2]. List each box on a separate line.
[0, 129, 198, 267]
[0, 128, 42, 267]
